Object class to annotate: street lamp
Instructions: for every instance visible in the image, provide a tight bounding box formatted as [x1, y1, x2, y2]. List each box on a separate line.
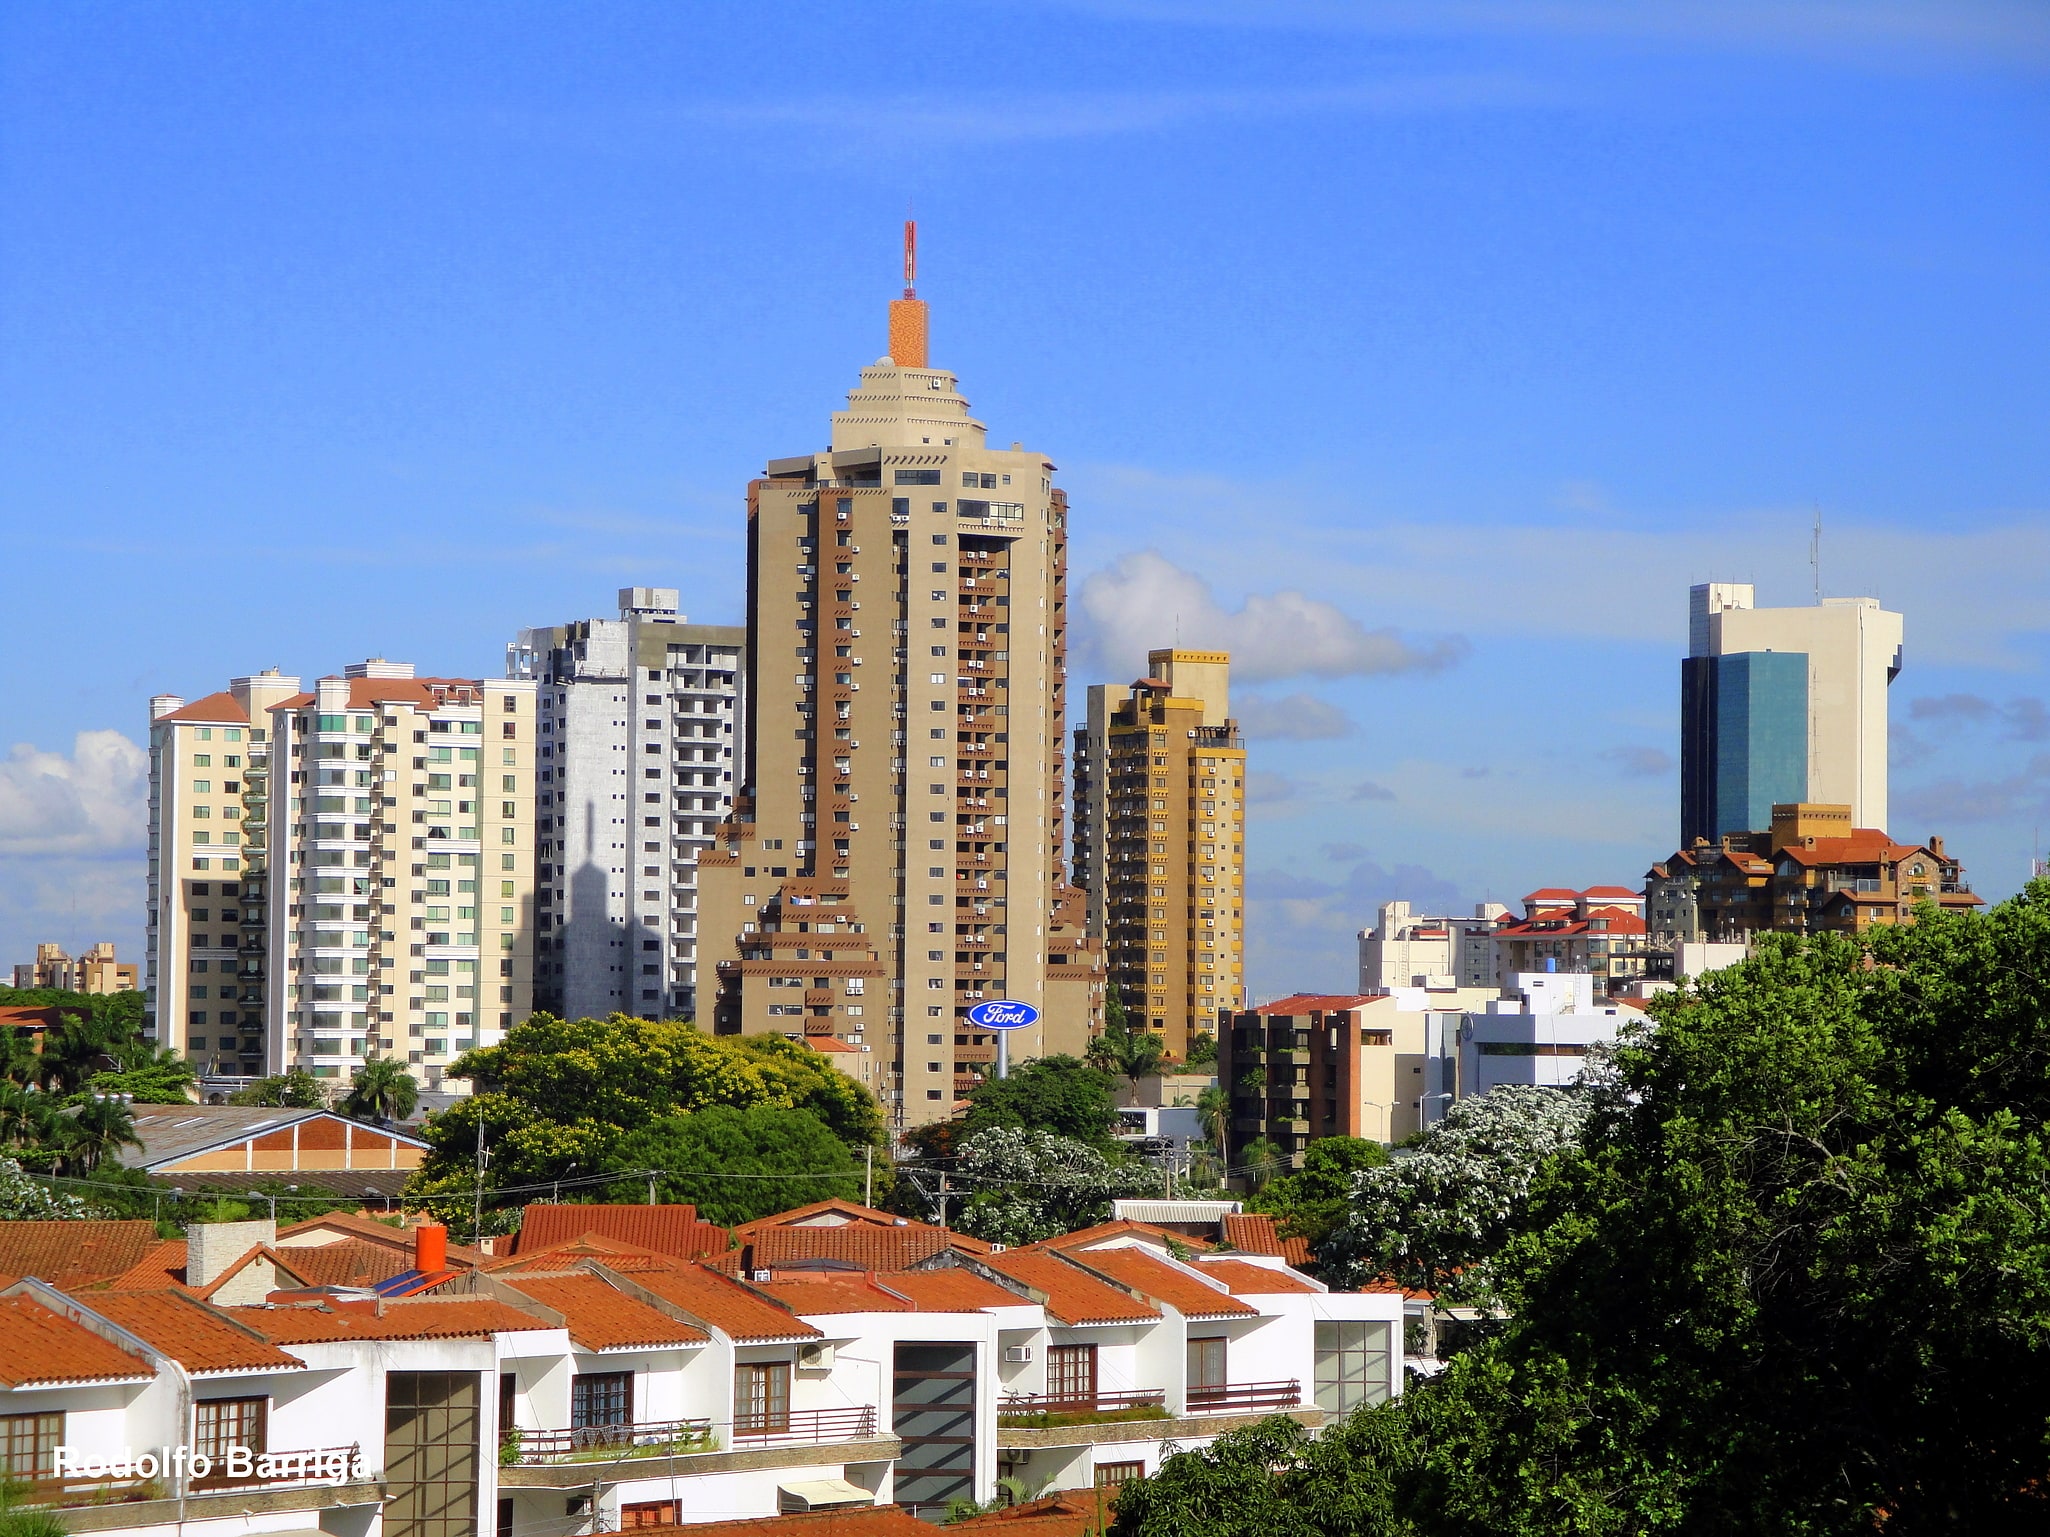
[246, 1189, 276, 1222]
[1413, 1091, 1452, 1130]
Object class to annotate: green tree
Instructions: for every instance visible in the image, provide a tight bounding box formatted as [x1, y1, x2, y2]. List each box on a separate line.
[598, 1105, 859, 1225]
[341, 1058, 419, 1127]
[1318, 1085, 1592, 1304]
[954, 1054, 1123, 1147]
[1087, 1016, 1167, 1106]
[83, 1047, 197, 1104]
[56, 1094, 142, 1175]
[228, 1070, 328, 1108]
[1195, 1083, 1231, 1168]
[1235, 1136, 1285, 1192]
[951, 1127, 1163, 1245]
[1183, 1031, 1219, 1070]
[406, 1014, 885, 1221]
[1247, 1136, 1390, 1249]
[0, 1155, 96, 1219]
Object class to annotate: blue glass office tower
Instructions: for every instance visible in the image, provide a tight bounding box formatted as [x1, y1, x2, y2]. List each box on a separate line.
[1680, 650, 1808, 846]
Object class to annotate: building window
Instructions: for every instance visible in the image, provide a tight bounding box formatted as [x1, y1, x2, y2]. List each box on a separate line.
[1186, 1336, 1226, 1395]
[1313, 1321, 1393, 1413]
[194, 1396, 267, 1461]
[1095, 1461, 1144, 1488]
[570, 1372, 632, 1431]
[734, 1362, 790, 1434]
[621, 1502, 680, 1527]
[1046, 1343, 1097, 1404]
[0, 1412, 61, 1481]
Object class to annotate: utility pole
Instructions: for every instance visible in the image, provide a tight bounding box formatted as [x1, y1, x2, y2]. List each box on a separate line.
[937, 1172, 949, 1232]
[646, 1171, 657, 1206]
[472, 1114, 487, 1244]
[864, 1146, 874, 1209]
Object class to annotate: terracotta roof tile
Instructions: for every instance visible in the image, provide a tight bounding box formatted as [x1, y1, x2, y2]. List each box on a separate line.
[879, 1269, 1029, 1313]
[276, 1212, 485, 1269]
[730, 1200, 933, 1238]
[947, 1488, 1118, 1534]
[756, 1276, 911, 1315]
[265, 1240, 409, 1290]
[0, 1221, 167, 1289]
[103, 1239, 191, 1291]
[81, 1289, 303, 1374]
[1037, 1219, 1216, 1254]
[515, 1204, 731, 1261]
[1194, 1258, 1320, 1296]
[628, 1264, 821, 1343]
[485, 1235, 686, 1274]
[1065, 1248, 1252, 1319]
[224, 1297, 551, 1344]
[0, 1294, 151, 1386]
[501, 1274, 708, 1351]
[1221, 1213, 1312, 1266]
[749, 1225, 955, 1272]
[159, 691, 251, 725]
[981, 1251, 1159, 1326]
[1249, 994, 1377, 1016]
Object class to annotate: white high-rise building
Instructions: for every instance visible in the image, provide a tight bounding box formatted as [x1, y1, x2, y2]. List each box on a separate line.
[508, 589, 745, 1022]
[1357, 900, 1508, 993]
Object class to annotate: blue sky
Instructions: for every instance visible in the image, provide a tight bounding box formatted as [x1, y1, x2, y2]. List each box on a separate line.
[3, 0, 2047, 998]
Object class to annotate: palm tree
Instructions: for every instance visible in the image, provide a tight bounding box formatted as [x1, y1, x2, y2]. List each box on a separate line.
[35, 1011, 128, 1096]
[1087, 1016, 1166, 1106]
[341, 1058, 419, 1128]
[1196, 1083, 1230, 1169]
[0, 1082, 59, 1152]
[62, 1094, 141, 1175]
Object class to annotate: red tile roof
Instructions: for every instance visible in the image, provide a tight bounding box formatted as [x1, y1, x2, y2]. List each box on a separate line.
[1248, 994, 1376, 1016]
[1775, 834, 1919, 866]
[273, 677, 490, 713]
[981, 1250, 1159, 1326]
[748, 1225, 958, 1273]
[879, 1268, 1028, 1313]
[1036, 1220, 1216, 1254]
[628, 1265, 821, 1343]
[1195, 1258, 1320, 1296]
[276, 1212, 486, 1268]
[82, 1289, 304, 1374]
[0, 1221, 169, 1289]
[515, 1204, 731, 1261]
[103, 1239, 192, 1291]
[947, 1488, 1119, 1535]
[1221, 1213, 1313, 1267]
[1064, 1247, 1253, 1319]
[485, 1235, 686, 1274]
[158, 691, 250, 725]
[263, 1240, 409, 1290]
[1523, 887, 1582, 900]
[756, 1276, 911, 1315]
[731, 1200, 933, 1238]
[501, 1274, 708, 1351]
[0, 1294, 151, 1387]
[224, 1297, 551, 1344]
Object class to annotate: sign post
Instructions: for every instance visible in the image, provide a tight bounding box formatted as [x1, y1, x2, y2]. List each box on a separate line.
[965, 999, 1040, 1080]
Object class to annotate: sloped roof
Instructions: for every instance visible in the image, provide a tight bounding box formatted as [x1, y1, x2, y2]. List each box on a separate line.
[947, 1487, 1119, 1535]
[981, 1250, 1159, 1327]
[731, 1199, 939, 1237]
[748, 1224, 957, 1273]
[515, 1204, 731, 1260]
[267, 1239, 410, 1290]
[128, 1105, 427, 1167]
[0, 1294, 151, 1386]
[1220, 1213, 1313, 1267]
[1064, 1248, 1253, 1320]
[878, 1268, 1029, 1313]
[276, 1212, 485, 1268]
[274, 677, 488, 713]
[1195, 1258, 1320, 1296]
[0, 1220, 168, 1289]
[224, 1297, 551, 1344]
[1775, 833, 1919, 866]
[1249, 994, 1376, 1016]
[501, 1274, 708, 1351]
[102, 1239, 192, 1291]
[755, 1276, 911, 1315]
[485, 1234, 686, 1275]
[82, 1289, 304, 1374]
[158, 691, 250, 725]
[1580, 885, 1644, 899]
[1038, 1219, 1215, 1254]
[628, 1264, 821, 1343]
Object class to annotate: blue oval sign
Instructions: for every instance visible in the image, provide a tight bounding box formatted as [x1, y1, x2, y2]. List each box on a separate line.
[965, 999, 1040, 1031]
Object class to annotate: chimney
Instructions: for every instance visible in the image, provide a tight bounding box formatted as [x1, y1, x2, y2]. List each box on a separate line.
[415, 1223, 448, 1274]
[188, 1218, 276, 1289]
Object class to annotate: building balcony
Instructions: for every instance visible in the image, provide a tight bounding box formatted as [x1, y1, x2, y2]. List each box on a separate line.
[997, 1388, 1168, 1428]
[1187, 1380, 1301, 1414]
[511, 1419, 714, 1464]
[734, 1406, 878, 1446]
[23, 1445, 373, 1510]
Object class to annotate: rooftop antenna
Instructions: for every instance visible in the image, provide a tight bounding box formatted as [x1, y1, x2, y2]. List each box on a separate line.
[888, 216, 928, 368]
[1810, 505, 1822, 604]
[903, 215, 917, 299]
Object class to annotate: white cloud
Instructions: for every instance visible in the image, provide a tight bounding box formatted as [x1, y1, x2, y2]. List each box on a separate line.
[0, 732, 148, 857]
[1076, 549, 1469, 684]
[1235, 692, 1354, 740]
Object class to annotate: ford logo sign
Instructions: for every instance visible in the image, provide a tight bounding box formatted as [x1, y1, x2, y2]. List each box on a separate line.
[965, 1000, 1040, 1031]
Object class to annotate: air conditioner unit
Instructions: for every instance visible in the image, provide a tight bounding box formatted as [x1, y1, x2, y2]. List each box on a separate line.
[1002, 1345, 1032, 1364]
[796, 1341, 836, 1371]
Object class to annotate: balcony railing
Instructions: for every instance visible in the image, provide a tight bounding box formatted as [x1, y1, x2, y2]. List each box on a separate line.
[732, 1405, 878, 1445]
[998, 1388, 1168, 1426]
[513, 1419, 714, 1464]
[1187, 1380, 1302, 1414]
[190, 1444, 371, 1489]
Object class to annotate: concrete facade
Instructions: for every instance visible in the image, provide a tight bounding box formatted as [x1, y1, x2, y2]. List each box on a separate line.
[509, 590, 745, 1022]
[1355, 901, 1508, 993]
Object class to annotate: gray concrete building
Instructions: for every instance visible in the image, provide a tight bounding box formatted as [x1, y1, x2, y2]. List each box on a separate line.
[508, 589, 745, 1022]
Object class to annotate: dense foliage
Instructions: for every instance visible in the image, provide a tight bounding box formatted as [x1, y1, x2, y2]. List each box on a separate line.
[1319, 1085, 1593, 1304]
[0, 988, 176, 1174]
[1246, 1136, 1390, 1249]
[404, 1014, 886, 1226]
[1113, 884, 2050, 1535]
[600, 1104, 861, 1224]
[228, 1070, 329, 1107]
[907, 1054, 1125, 1156]
[949, 1126, 1163, 1244]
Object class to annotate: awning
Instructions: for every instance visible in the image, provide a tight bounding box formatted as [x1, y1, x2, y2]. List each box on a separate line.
[778, 1477, 874, 1513]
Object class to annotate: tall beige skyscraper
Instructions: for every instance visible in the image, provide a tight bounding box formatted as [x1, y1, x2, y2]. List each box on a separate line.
[698, 226, 1101, 1127]
[1077, 648, 1246, 1060]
